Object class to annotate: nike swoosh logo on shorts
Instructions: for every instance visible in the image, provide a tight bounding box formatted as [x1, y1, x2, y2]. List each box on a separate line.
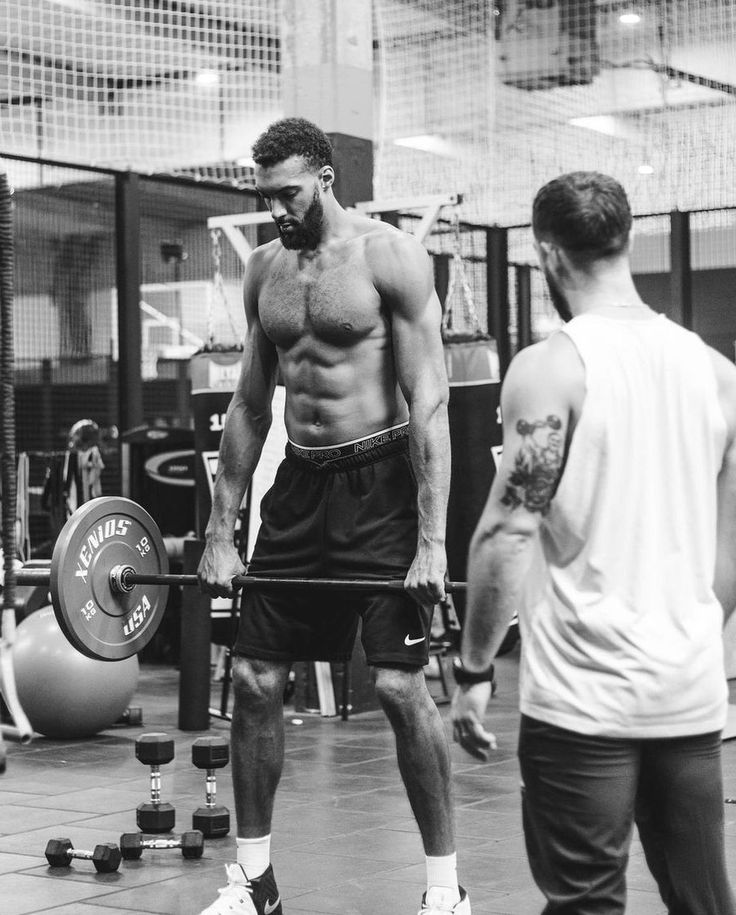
[404, 635, 425, 646]
[264, 898, 281, 914]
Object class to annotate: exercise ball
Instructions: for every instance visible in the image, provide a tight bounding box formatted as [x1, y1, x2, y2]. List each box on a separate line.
[11, 606, 139, 738]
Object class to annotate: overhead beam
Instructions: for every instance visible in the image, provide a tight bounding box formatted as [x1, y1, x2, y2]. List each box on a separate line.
[355, 194, 463, 244]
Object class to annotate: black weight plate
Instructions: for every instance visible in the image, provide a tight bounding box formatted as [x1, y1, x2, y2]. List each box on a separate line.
[50, 497, 169, 661]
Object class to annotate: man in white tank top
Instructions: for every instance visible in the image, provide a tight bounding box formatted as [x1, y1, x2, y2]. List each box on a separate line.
[451, 171, 736, 914]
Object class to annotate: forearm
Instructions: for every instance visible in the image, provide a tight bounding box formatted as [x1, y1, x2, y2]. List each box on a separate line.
[408, 399, 451, 545]
[462, 527, 534, 672]
[205, 396, 271, 542]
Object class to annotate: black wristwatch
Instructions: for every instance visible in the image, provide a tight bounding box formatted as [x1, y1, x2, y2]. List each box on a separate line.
[452, 656, 495, 686]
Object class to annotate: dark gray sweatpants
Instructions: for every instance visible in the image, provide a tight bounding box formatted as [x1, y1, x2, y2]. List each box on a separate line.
[518, 714, 736, 915]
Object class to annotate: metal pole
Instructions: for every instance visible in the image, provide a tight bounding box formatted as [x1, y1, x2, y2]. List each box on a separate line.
[487, 227, 512, 377]
[516, 263, 533, 352]
[669, 209, 693, 330]
[115, 172, 143, 431]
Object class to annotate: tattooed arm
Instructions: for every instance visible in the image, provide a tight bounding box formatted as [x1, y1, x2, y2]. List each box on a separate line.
[451, 332, 584, 759]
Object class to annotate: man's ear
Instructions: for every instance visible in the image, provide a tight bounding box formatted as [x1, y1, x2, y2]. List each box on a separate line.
[549, 242, 570, 270]
[536, 239, 571, 283]
[319, 166, 335, 190]
[535, 238, 555, 269]
[625, 223, 635, 255]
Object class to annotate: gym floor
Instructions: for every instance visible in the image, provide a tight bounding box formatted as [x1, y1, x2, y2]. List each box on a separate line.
[2, 646, 736, 915]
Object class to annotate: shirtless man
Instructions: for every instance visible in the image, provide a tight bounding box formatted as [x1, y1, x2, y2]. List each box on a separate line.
[451, 171, 736, 914]
[198, 118, 470, 915]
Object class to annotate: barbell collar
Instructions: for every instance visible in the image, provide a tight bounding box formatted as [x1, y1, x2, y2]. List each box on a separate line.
[110, 564, 137, 594]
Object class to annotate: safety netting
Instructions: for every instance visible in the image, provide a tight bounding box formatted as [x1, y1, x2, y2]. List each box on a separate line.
[2, 1, 734, 225]
[1, 0, 281, 186]
[374, 0, 736, 224]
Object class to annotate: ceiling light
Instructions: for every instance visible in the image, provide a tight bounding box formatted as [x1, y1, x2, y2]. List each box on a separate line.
[569, 115, 638, 142]
[49, 0, 99, 11]
[619, 12, 642, 25]
[569, 116, 619, 137]
[194, 70, 220, 88]
[638, 163, 654, 175]
[394, 135, 455, 157]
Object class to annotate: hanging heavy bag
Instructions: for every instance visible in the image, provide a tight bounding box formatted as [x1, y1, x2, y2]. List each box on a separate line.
[441, 215, 502, 628]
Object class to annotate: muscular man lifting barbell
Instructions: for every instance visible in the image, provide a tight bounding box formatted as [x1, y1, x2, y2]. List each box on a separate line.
[195, 118, 471, 915]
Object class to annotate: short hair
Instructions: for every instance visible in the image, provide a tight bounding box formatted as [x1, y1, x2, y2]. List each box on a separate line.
[252, 118, 333, 172]
[532, 171, 632, 262]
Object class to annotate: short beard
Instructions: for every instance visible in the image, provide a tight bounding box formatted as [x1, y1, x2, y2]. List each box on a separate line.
[278, 189, 324, 251]
[544, 267, 573, 323]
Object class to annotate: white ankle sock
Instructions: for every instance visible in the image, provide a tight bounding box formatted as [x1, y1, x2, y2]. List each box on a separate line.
[426, 852, 459, 897]
[236, 835, 271, 878]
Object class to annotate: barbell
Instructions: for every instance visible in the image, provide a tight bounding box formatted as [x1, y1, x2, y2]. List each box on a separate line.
[12, 496, 467, 662]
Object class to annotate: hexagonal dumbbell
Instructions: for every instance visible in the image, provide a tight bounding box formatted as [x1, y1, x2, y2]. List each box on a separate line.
[120, 829, 205, 861]
[45, 838, 121, 873]
[135, 732, 176, 833]
[116, 706, 143, 727]
[191, 736, 230, 838]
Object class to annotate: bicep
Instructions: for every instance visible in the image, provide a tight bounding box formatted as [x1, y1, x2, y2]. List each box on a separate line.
[392, 296, 447, 404]
[477, 347, 573, 538]
[233, 256, 278, 413]
[383, 243, 447, 403]
[233, 319, 278, 411]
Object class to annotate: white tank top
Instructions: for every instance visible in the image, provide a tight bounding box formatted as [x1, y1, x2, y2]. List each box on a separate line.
[520, 313, 729, 737]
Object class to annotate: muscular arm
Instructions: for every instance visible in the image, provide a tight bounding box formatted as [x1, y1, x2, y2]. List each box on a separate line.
[199, 246, 279, 591]
[463, 339, 581, 668]
[373, 232, 450, 605]
[710, 349, 736, 622]
[452, 334, 583, 758]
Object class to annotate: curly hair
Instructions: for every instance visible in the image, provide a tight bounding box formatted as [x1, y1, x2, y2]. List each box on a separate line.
[252, 118, 333, 172]
[533, 171, 632, 262]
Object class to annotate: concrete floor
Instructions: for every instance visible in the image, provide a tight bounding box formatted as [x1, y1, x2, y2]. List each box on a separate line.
[2, 645, 736, 914]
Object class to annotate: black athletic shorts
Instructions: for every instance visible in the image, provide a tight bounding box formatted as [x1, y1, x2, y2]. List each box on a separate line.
[233, 426, 433, 667]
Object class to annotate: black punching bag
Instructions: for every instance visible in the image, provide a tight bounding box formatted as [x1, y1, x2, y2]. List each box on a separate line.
[444, 336, 502, 626]
[190, 349, 243, 539]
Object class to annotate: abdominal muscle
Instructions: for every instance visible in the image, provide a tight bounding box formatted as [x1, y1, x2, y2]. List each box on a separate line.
[278, 334, 409, 447]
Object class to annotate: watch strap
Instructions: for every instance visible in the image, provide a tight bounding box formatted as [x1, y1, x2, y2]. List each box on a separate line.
[452, 656, 495, 685]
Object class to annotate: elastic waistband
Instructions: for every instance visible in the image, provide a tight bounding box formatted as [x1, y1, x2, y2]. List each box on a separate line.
[287, 423, 409, 470]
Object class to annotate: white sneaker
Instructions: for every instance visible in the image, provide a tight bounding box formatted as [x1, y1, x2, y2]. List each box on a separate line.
[418, 885, 471, 914]
[200, 863, 282, 915]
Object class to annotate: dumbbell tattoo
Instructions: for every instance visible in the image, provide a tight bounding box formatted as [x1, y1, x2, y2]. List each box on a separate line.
[501, 414, 564, 515]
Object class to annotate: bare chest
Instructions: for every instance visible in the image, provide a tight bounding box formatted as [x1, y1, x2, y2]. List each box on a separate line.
[259, 252, 384, 348]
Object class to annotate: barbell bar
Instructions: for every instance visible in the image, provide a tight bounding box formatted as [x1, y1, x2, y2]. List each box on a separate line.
[12, 496, 467, 662]
[16, 569, 468, 594]
[115, 570, 467, 593]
